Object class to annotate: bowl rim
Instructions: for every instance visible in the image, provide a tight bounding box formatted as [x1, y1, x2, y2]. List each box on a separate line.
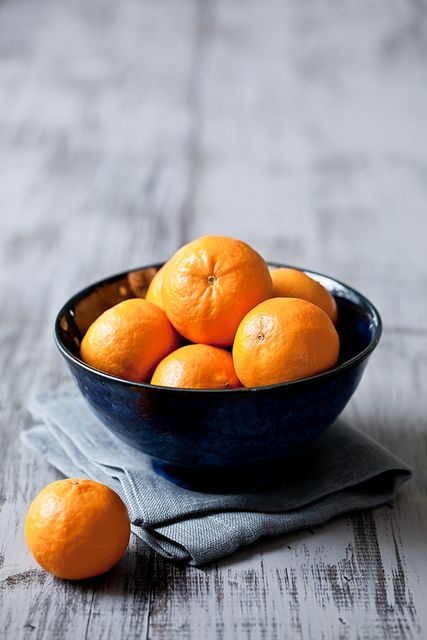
[54, 262, 382, 394]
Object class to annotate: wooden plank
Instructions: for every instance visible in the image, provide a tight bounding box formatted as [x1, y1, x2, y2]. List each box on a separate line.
[178, 0, 427, 637]
[0, 0, 426, 638]
[188, 0, 427, 329]
[0, 0, 196, 638]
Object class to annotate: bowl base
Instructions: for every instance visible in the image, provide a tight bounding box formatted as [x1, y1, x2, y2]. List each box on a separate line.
[152, 459, 283, 493]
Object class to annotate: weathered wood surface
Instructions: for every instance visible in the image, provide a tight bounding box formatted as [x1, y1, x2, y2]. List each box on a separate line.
[1, 0, 426, 638]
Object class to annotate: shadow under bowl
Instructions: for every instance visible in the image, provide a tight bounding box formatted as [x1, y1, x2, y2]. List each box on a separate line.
[55, 263, 382, 491]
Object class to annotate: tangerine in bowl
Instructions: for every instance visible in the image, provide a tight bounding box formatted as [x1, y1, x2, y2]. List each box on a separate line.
[55, 262, 381, 491]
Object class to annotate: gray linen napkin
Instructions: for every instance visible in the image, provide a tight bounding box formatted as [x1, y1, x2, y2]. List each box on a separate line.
[21, 391, 411, 566]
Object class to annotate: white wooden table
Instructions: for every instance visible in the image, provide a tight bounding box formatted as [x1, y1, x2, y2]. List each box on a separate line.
[1, 1, 426, 637]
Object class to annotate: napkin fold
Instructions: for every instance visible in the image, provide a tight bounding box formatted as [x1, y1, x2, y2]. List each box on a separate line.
[21, 391, 412, 566]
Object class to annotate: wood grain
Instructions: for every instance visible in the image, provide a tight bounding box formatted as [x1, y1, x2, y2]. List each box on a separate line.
[1, 0, 426, 638]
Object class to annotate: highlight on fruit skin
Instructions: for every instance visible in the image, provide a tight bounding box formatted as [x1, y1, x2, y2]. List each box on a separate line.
[145, 263, 167, 310]
[232, 297, 340, 388]
[270, 267, 338, 325]
[151, 344, 242, 389]
[24, 478, 130, 580]
[80, 297, 179, 382]
[161, 235, 273, 347]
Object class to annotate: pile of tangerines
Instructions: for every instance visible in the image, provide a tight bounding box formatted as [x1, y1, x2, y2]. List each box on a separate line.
[80, 235, 340, 388]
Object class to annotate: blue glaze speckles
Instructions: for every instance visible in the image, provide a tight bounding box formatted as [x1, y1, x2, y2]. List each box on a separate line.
[54, 263, 382, 491]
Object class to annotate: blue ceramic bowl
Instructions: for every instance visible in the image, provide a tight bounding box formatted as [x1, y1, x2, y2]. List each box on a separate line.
[55, 263, 381, 490]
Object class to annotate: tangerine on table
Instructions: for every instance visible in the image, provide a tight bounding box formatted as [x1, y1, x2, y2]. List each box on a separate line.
[80, 298, 179, 382]
[161, 235, 273, 346]
[270, 267, 338, 325]
[145, 263, 167, 310]
[233, 297, 340, 387]
[25, 479, 130, 580]
[151, 344, 242, 389]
